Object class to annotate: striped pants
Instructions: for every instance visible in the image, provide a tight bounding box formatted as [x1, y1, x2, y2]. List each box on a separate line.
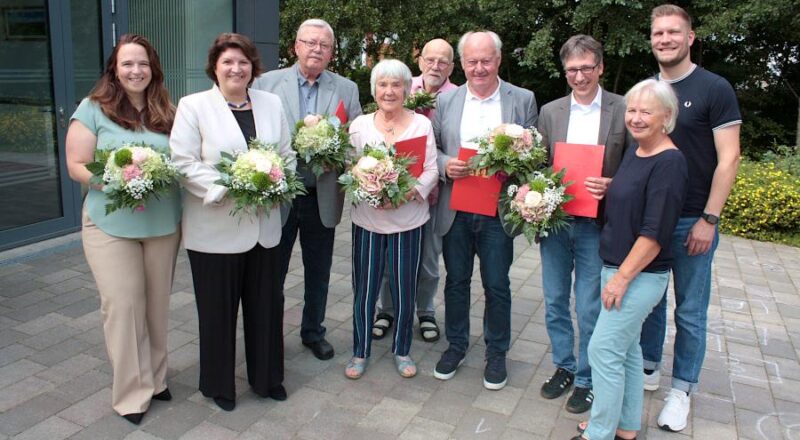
[351, 224, 423, 358]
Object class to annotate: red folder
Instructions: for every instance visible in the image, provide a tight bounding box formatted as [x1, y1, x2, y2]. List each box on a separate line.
[450, 148, 501, 217]
[335, 100, 348, 124]
[553, 142, 605, 218]
[395, 135, 426, 177]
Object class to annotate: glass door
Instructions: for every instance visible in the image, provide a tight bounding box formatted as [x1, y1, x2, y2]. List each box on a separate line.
[0, 0, 102, 250]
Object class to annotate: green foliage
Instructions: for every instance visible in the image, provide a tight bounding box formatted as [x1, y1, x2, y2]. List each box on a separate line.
[721, 151, 800, 244]
[113, 149, 133, 167]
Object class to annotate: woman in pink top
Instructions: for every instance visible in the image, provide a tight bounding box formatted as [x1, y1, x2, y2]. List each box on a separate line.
[345, 59, 439, 379]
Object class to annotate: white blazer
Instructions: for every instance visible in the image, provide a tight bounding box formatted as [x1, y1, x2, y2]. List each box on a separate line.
[170, 85, 293, 253]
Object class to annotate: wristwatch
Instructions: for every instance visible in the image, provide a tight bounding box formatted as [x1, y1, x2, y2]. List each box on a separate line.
[701, 213, 719, 225]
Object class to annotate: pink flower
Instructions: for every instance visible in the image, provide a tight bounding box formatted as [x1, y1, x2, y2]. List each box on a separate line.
[303, 114, 322, 127]
[382, 169, 399, 183]
[135, 205, 146, 212]
[131, 149, 150, 165]
[514, 184, 530, 203]
[361, 174, 384, 194]
[123, 165, 142, 181]
[521, 129, 533, 146]
[269, 165, 284, 181]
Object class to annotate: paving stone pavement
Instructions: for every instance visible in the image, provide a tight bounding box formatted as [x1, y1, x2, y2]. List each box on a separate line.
[1, 215, 799, 439]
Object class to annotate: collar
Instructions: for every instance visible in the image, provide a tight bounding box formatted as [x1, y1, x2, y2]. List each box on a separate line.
[295, 64, 324, 87]
[658, 63, 697, 83]
[411, 76, 456, 94]
[465, 79, 501, 102]
[569, 87, 602, 110]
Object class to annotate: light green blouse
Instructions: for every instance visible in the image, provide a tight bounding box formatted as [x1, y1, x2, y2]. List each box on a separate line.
[71, 98, 181, 238]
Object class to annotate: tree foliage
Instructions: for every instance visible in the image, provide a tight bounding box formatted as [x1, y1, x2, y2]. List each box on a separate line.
[278, 0, 799, 152]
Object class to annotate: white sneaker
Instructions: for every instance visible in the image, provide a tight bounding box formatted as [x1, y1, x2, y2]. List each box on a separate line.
[644, 369, 660, 391]
[658, 388, 691, 432]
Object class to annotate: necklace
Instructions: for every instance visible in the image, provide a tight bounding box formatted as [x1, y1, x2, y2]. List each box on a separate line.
[377, 110, 399, 135]
[226, 95, 250, 109]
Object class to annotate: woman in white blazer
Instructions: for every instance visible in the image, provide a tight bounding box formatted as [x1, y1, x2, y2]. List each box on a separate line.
[170, 33, 293, 411]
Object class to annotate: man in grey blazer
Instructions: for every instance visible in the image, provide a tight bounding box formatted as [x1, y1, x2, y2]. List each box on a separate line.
[536, 35, 631, 413]
[252, 18, 361, 361]
[432, 31, 538, 390]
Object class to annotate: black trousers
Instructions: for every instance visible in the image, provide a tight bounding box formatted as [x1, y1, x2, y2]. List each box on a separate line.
[187, 245, 284, 400]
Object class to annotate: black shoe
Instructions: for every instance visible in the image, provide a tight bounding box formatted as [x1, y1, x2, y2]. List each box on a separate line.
[303, 338, 334, 360]
[433, 348, 465, 380]
[152, 388, 172, 401]
[268, 385, 287, 401]
[566, 386, 594, 414]
[122, 412, 144, 425]
[540, 367, 574, 399]
[213, 397, 235, 411]
[483, 356, 507, 390]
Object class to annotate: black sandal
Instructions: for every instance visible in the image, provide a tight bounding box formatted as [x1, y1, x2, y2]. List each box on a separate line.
[419, 315, 440, 342]
[372, 313, 393, 340]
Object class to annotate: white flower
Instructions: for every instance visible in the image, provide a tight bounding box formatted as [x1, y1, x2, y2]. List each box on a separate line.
[505, 124, 525, 138]
[303, 114, 322, 127]
[356, 155, 379, 171]
[507, 184, 519, 197]
[524, 190, 544, 208]
[247, 154, 272, 173]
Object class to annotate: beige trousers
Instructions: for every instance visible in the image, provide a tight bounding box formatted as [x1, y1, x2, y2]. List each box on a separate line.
[82, 210, 180, 415]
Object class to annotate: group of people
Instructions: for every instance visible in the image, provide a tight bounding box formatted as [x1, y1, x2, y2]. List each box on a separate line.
[64, 4, 740, 440]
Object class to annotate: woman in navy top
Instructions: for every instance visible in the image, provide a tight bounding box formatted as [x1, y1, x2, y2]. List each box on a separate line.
[575, 79, 688, 440]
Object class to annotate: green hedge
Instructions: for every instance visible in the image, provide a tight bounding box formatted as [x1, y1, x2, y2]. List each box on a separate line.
[721, 148, 800, 243]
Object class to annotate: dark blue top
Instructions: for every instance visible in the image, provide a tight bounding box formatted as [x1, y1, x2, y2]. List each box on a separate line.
[658, 66, 741, 216]
[600, 147, 688, 272]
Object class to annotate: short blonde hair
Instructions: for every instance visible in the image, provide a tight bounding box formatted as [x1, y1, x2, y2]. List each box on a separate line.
[651, 4, 692, 28]
[625, 79, 679, 134]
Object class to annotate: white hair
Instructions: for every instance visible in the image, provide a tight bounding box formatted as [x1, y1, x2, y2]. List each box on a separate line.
[370, 59, 412, 99]
[296, 18, 335, 42]
[457, 31, 502, 59]
[625, 79, 679, 134]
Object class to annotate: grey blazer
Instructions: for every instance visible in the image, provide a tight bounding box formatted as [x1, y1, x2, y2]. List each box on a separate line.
[433, 80, 538, 237]
[252, 64, 362, 228]
[536, 89, 633, 221]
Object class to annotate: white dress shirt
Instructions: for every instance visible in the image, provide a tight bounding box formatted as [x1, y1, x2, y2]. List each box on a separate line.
[566, 87, 603, 145]
[460, 81, 502, 150]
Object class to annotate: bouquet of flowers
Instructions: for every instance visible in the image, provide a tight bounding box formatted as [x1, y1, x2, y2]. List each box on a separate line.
[403, 89, 437, 112]
[503, 169, 573, 243]
[469, 123, 547, 178]
[338, 142, 418, 208]
[361, 89, 438, 114]
[86, 142, 180, 214]
[214, 139, 305, 216]
[293, 114, 352, 176]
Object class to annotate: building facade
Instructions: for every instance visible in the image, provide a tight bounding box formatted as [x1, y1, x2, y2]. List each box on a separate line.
[0, 0, 278, 250]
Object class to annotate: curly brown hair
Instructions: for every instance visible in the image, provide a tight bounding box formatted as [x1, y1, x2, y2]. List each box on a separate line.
[205, 33, 264, 86]
[89, 34, 174, 135]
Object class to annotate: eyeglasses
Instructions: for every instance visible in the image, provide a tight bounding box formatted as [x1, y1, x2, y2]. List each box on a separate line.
[422, 57, 452, 68]
[565, 63, 600, 77]
[297, 38, 332, 52]
[464, 58, 497, 68]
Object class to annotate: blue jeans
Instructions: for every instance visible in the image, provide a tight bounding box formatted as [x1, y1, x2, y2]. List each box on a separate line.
[278, 192, 336, 344]
[586, 267, 669, 440]
[540, 218, 602, 389]
[442, 212, 513, 358]
[639, 216, 719, 393]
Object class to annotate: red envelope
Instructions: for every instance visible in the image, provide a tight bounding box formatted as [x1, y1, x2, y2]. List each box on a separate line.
[450, 148, 501, 217]
[395, 135, 426, 177]
[335, 100, 348, 124]
[553, 142, 605, 218]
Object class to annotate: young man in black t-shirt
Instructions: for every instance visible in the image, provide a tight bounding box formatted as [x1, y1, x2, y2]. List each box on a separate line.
[640, 4, 742, 433]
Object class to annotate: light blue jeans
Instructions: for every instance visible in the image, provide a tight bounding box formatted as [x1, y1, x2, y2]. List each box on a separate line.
[639, 216, 719, 393]
[585, 266, 669, 440]
[540, 218, 602, 389]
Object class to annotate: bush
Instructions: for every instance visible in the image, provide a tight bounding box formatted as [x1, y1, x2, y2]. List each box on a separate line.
[721, 150, 800, 243]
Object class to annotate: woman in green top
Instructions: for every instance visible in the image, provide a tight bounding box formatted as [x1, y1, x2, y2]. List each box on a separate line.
[65, 34, 181, 426]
